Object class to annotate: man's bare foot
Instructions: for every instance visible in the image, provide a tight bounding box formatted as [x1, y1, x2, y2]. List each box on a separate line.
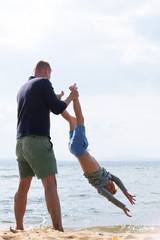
[69, 83, 77, 91]
[10, 227, 24, 233]
[10, 227, 18, 233]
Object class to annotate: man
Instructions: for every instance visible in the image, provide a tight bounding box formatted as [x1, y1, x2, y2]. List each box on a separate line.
[62, 84, 136, 217]
[14, 60, 78, 231]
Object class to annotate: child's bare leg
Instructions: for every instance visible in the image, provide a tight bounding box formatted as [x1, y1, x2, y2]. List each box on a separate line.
[69, 84, 84, 126]
[73, 100, 100, 173]
[61, 110, 76, 131]
[69, 84, 100, 173]
[73, 99, 84, 126]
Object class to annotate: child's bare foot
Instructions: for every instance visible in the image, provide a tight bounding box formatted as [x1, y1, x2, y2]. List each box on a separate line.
[69, 83, 77, 91]
[57, 91, 64, 100]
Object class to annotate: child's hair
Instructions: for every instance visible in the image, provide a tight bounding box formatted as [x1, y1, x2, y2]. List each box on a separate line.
[113, 188, 117, 195]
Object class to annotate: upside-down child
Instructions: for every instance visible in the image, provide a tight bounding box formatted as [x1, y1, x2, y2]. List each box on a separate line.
[61, 84, 136, 217]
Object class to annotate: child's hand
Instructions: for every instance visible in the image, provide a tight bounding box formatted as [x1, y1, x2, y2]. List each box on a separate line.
[124, 192, 136, 205]
[123, 207, 132, 217]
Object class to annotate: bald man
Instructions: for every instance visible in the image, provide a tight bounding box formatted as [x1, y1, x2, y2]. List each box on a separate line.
[14, 60, 78, 231]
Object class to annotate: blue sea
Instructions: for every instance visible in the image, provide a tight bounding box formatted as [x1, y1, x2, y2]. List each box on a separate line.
[0, 159, 160, 234]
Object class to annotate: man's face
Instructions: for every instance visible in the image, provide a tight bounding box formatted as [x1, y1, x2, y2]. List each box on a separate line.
[106, 180, 116, 195]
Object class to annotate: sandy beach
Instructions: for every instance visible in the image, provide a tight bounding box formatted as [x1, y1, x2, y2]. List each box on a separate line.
[0, 228, 159, 240]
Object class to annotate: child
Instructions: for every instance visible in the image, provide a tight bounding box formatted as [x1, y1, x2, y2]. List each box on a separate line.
[62, 84, 136, 217]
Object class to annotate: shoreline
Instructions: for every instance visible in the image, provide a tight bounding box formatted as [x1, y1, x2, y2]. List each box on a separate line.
[0, 227, 160, 240]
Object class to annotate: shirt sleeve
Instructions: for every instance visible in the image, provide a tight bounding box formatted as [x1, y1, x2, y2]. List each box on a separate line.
[42, 79, 67, 114]
[98, 186, 126, 209]
[110, 174, 127, 193]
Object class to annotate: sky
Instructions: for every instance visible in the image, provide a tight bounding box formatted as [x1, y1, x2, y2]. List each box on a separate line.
[0, 0, 160, 160]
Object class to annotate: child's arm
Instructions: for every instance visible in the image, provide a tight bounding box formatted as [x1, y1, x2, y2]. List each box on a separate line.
[98, 187, 125, 209]
[98, 187, 133, 217]
[123, 207, 132, 217]
[111, 174, 136, 205]
[110, 174, 127, 193]
[124, 192, 136, 205]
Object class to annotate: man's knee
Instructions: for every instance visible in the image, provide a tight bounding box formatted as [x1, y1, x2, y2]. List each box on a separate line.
[41, 174, 57, 190]
[18, 176, 32, 193]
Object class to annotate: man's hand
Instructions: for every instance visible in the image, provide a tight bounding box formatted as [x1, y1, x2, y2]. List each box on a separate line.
[123, 207, 132, 217]
[124, 192, 136, 205]
[69, 88, 79, 100]
[56, 91, 64, 100]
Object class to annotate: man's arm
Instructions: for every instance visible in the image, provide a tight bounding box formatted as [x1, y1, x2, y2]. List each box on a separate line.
[42, 80, 78, 114]
[63, 88, 78, 107]
[56, 89, 79, 107]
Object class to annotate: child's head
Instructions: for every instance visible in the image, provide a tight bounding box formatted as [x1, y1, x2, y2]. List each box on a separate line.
[106, 179, 117, 195]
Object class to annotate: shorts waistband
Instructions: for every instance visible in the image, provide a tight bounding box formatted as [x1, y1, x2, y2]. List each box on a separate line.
[29, 135, 49, 138]
[18, 135, 50, 139]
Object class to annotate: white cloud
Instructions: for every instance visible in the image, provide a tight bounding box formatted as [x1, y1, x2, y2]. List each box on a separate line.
[0, 0, 57, 50]
[120, 41, 160, 64]
[86, 3, 160, 63]
[0, 0, 160, 64]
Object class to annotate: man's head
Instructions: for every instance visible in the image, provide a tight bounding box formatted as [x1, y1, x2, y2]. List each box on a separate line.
[33, 60, 52, 80]
[106, 179, 117, 195]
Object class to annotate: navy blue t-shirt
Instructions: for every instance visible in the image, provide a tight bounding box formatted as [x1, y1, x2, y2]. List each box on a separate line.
[17, 76, 67, 139]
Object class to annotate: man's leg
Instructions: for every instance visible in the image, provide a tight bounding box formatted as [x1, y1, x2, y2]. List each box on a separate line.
[41, 174, 63, 232]
[14, 176, 32, 230]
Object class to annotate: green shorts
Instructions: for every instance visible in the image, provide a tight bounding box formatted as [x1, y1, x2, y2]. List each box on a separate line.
[16, 135, 57, 179]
